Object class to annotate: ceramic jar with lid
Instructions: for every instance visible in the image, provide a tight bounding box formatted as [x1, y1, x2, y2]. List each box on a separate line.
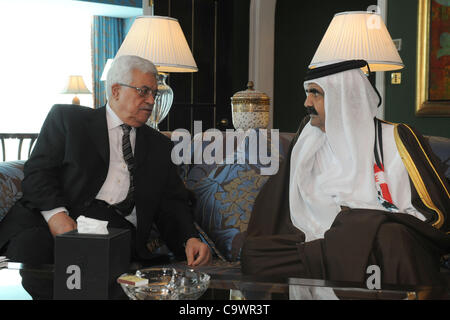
[231, 81, 270, 131]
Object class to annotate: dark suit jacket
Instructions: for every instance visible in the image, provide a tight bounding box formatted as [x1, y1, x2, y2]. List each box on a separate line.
[18, 104, 198, 259]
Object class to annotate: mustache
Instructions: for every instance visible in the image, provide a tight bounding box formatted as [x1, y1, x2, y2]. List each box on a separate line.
[305, 106, 318, 116]
[139, 103, 153, 111]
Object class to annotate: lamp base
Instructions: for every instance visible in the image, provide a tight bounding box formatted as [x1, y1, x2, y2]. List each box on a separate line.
[72, 96, 80, 105]
[147, 73, 174, 131]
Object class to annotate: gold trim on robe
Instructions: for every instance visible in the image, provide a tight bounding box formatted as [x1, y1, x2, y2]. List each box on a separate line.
[394, 124, 448, 230]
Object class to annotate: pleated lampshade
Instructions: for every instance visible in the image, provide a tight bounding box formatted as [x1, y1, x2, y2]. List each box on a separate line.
[309, 11, 404, 71]
[115, 15, 198, 73]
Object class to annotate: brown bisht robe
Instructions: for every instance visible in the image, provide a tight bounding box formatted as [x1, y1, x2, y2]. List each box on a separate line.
[241, 117, 450, 286]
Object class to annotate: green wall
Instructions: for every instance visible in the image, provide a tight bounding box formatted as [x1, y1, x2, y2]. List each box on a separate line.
[384, 0, 450, 138]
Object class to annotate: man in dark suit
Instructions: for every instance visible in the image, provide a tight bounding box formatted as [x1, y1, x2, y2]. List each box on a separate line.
[0, 55, 211, 270]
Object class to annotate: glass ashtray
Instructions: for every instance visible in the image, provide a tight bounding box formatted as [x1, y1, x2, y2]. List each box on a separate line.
[119, 267, 210, 300]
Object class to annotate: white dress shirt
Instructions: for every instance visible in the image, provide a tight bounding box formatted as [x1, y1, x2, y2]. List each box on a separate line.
[41, 103, 138, 226]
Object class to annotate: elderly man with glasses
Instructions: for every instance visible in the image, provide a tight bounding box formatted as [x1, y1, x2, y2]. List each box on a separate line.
[0, 55, 211, 297]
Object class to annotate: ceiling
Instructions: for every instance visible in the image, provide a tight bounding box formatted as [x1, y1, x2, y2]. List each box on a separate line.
[3, 0, 142, 18]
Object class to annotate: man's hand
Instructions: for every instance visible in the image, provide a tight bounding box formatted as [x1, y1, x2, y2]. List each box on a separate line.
[185, 237, 212, 267]
[48, 212, 77, 236]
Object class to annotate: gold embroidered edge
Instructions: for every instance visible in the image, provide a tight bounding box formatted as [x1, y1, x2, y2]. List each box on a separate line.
[393, 124, 446, 230]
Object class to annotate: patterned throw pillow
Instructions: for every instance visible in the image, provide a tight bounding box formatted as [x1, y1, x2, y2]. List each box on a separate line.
[0, 161, 25, 223]
[185, 131, 294, 261]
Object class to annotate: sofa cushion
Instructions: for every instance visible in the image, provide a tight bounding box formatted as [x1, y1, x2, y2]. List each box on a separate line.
[0, 161, 24, 223]
[185, 131, 294, 261]
[426, 136, 450, 179]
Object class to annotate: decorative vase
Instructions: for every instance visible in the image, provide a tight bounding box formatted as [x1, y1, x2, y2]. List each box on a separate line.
[231, 81, 270, 131]
[147, 73, 173, 131]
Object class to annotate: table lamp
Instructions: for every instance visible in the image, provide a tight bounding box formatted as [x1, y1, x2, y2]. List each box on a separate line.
[62, 75, 92, 105]
[309, 11, 404, 72]
[115, 15, 198, 131]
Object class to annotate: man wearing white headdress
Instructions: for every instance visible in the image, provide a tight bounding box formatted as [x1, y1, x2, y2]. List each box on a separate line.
[242, 60, 449, 288]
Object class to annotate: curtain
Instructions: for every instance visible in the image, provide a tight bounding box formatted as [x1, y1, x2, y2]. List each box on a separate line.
[123, 16, 136, 35]
[91, 16, 124, 109]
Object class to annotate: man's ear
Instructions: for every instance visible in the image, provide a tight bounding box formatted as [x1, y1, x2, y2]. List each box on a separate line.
[111, 83, 121, 100]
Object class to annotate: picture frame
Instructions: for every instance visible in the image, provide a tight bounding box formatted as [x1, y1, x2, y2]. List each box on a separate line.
[415, 0, 450, 116]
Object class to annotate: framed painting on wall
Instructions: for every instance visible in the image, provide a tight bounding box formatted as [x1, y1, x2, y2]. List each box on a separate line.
[416, 0, 450, 116]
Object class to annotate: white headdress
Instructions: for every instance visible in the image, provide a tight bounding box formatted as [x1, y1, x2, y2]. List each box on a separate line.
[289, 62, 384, 241]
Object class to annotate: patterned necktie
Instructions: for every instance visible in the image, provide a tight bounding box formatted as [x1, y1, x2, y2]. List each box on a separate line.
[114, 124, 135, 216]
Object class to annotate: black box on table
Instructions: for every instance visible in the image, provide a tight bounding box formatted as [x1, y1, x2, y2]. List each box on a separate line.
[53, 228, 131, 300]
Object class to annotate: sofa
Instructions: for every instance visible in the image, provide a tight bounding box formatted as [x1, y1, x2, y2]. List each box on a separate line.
[1, 130, 449, 274]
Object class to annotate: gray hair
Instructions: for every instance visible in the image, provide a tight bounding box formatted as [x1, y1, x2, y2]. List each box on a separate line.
[106, 55, 158, 98]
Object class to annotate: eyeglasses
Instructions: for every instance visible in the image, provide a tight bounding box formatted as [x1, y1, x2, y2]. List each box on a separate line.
[305, 88, 324, 98]
[118, 83, 160, 99]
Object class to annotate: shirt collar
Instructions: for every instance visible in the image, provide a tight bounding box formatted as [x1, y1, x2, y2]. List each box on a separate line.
[106, 103, 135, 132]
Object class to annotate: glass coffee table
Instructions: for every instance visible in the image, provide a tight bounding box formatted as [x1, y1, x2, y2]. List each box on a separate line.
[174, 262, 450, 300]
[1, 261, 448, 300]
[205, 273, 450, 300]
